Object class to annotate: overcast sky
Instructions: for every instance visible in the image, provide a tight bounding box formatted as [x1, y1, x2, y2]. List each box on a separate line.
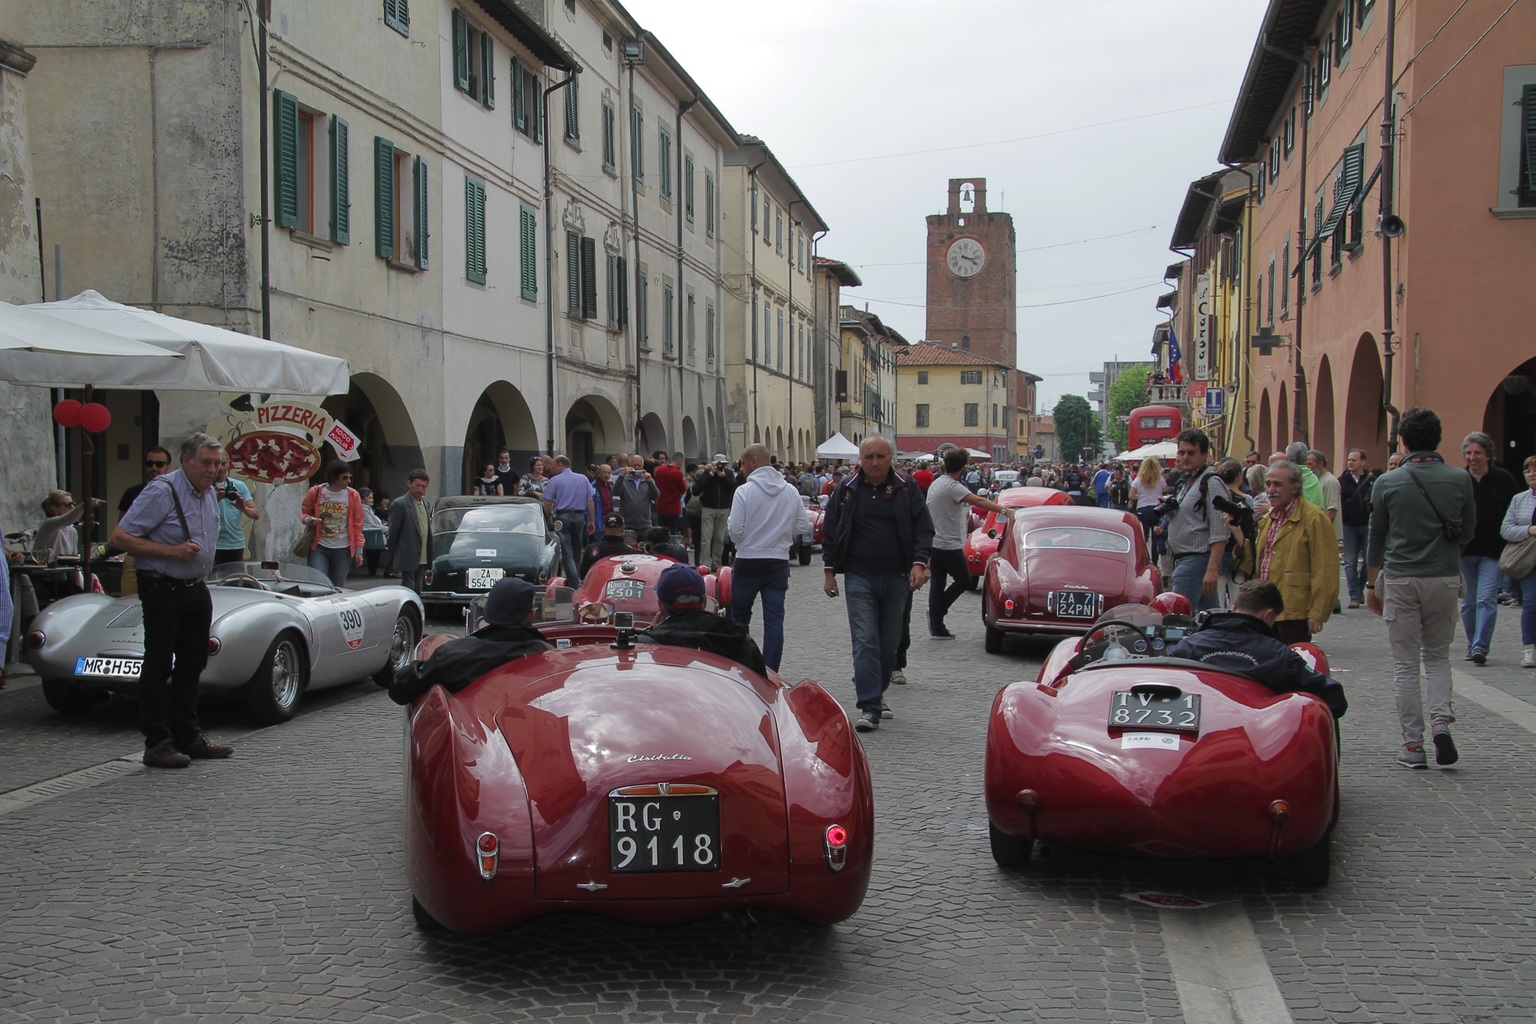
[623, 0, 1270, 413]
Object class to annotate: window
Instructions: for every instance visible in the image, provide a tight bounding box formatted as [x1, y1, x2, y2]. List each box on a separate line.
[686, 291, 695, 360]
[662, 283, 674, 355]
[565, 232, 597, 318]
[1306, 65, 1316, 118]
[1318, 36, 1332, 94]
[601, 99, 615, 172]
[1257, 163, 1267, 202]
[1266, 255, 1275, 325]
[1359, 0, 1373, 26]
[1280, 236, 1289, 317]
[383, 0, 409, 36]
[563, 75, 579, 142]
[658, 125, 671, 202]
[705, 301, 715, 362]
[1339, 3, 1353, 58]
[776, 311, 784, 371]
[915, 404, 930, 428]
[960, 369, 982, 385]
[1317, 143, 1366, 263]
[1284, 107, 1295, 157]
[750, 184, 758, 232]
[637, 269, 649, 346]
[763, 198, 771, 244]
[775, 210, 783, 254]
[917, 371, 928, 385]
[272, 90, 349, 244]
[797, 230, 804, 270]
[519, 206, 537, 300]
[451, 11, 494, 108]
[705, 173, 715, 238]
[512, 59, 542, 141]
[373, 137, 426, 268]
[1497, 71, 1536, 211]
[464, 177, 486, 284]
[683, 155, 694, 222]
[630, 105, 644, 182]
[750, 295, 758, 360]
[605, 253, 628, 329]
[964, 403, 979, 427]
[1269, 138, 1280, 181]
[1312, 194, 1325, 284]
[993, 404, 999, 427]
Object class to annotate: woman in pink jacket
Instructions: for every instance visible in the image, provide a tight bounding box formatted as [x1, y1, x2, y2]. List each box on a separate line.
[301, 462, 366, 588]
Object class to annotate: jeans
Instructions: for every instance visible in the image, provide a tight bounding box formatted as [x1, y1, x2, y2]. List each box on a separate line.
[1519, 573, 1536, 644]
[137, 579, 212, 748]
[699, 507, 730, 569]
[307, 545, 353, 589]
[555, 513, 586, 582]
[730, 558, 789, 671]
[1341, 523, 1368, 601]
[1171, 553, 1221, 613]
[928, 547, 969, 630]
[1096, 493, 1110, 508]
[1383, 574, 1460, 745]
[1459, 555, 1501, 655]
[844, 572, 910, 711]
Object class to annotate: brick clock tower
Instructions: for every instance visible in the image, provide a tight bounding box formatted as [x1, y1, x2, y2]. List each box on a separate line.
[925, 178, 1020, 452]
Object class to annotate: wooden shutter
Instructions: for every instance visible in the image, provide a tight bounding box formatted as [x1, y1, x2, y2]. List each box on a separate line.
[532, 80, 544, 143]
[631, 106, 643, 180]
[480, 32, 494, 108]
[384, 0, 410, 34]
[605, 254, 617, 328]
[565, 76, 579, 140]
[374, 136, 395, 259]
[520, 206, 537, 299]
[601, 102, 614, 169]
[705, 175, 714, 237]
[329, 116, 349, 244]
[705, 303, 715, 360]
[684, 157, 694, 219]
[452, 9, 470, 92]
[465, 179, 486, 284]
[273, 89, 299, 229]
[638, 270, 648, 344]
[566, 231, 580, 314]
[580, 237, 597, 319]
[414, 155, 429, 269]
[512, 58, 526, 132]
[662, 284, 673, 353]
[616, 256, 627, 328]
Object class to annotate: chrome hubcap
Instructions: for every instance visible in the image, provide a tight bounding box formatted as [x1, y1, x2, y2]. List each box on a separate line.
[271, 641, 300, 708]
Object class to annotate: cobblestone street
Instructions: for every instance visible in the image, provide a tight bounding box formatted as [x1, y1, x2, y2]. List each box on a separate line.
[3, 562, 1535, 1023]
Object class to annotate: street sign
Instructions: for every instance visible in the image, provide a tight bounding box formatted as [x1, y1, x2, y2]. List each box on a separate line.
[1205, 387, 1225, 417]
[1193, 274, 1211, 381]
[1189, 381, 1207, 404]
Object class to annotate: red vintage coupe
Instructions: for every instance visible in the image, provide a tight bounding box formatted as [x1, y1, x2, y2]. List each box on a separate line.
[985, 605, 1338, 884]
[981, 506, 1159, 652]
[554, 553, 731, 616]
[963, 486, 1074, 587]
[403, 596, 872, 933]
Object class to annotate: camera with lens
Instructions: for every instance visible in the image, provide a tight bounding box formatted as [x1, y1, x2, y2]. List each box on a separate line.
[1212, 494, 1255, 540]
[1153, 492, 1181, 517]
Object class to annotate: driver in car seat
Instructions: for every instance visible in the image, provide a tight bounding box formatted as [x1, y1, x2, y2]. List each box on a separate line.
[637, 563, 766, 676]
[1167, 580, 1347, 719]
[389, 577, 552, 704]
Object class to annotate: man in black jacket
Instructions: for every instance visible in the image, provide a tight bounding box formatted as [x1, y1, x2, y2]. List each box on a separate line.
[1168, 580, 1347, 719]
[580, 512, 643, 578]
[637, 563, 766, 676]
[389, 577, 552, 704]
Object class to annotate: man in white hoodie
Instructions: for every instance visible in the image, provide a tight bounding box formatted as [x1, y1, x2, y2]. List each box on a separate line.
[728, 443, 811, 672]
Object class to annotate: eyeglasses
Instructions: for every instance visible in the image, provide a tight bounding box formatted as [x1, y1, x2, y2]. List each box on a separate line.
[145, 460, 168, 468]
[55, 501, 76, 508]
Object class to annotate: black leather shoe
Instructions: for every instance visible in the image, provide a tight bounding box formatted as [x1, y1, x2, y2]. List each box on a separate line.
[144, 739, 191, 769]
[180, 734, 234, 759]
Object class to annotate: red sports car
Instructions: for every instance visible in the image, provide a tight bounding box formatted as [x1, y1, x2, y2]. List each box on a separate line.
[963, 486, 1073, 587]
[555, 553, 731, 616]
[403, 607, 874, 933]
[985, 604, 1338, 884]
[981, 506, 1159, 651]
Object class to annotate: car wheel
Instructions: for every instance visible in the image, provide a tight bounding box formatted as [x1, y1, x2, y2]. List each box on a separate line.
[982, 596, 1004, 654]
[374, 609, 420, 688]
[968, 573, 980, 591]
[989, 823, 1033, 868]
[1291, 829, 1331, 886]
[411, 896, 443, 931]
[798, 540, 813, 566]
[41, 679, 98, 716]
[245, 631, 307, 724]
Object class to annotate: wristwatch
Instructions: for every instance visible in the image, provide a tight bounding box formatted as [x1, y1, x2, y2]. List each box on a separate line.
[1364, 583, 1375, 590]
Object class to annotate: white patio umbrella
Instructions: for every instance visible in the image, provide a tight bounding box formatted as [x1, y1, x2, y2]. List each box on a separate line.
[0, 301, 184, 387]
[1119, 441, 1179, 461]
[26, 289, 349, 395]
[816, 431, 861, 460]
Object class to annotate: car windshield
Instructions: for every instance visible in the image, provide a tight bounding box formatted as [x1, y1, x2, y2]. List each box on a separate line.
[431, 505, 547, 559]
[209, 560, 335, 588]
[1021, 527, 1131, 553]
[1088, 604, 1166, 630]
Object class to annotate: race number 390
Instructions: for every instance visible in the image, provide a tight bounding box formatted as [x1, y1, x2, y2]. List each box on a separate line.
[337, 606, 365, 649]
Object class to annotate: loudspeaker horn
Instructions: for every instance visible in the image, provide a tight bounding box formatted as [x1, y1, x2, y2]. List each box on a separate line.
[1377, 213, 1405, 238]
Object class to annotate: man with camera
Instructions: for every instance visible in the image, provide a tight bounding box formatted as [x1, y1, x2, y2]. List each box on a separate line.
[693, 454, 737, 569]
[1161, 429, 1232, 613]
[1232, 460, 1338, 643]
[213, 453, 260, 564]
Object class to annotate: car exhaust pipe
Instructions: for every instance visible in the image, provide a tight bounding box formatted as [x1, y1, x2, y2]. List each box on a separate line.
[1266, 800, 1290, 859]
[1015, 789, 1041, 841]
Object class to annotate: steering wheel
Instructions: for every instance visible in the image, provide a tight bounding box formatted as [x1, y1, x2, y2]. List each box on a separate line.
[1068, 619, 1154, 671]
[215, 573, 268, 591]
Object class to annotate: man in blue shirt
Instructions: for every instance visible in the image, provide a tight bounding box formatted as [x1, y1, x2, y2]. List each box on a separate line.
[541, 454, 595, 583]
[1093, 464, 1112, 508]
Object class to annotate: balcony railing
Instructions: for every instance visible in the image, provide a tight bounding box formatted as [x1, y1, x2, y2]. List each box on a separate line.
[1145, 383, 1188, 405]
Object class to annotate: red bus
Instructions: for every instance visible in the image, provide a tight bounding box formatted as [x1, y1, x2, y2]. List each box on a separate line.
[1126, 405, 1182, 451]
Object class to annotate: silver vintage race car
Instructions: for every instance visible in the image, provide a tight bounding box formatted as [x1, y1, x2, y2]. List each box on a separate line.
[22, 560, 423, 724]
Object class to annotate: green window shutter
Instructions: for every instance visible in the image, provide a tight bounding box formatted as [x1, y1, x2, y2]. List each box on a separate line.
[519, 206, 537, 300]
[705, 175, 714, 237]
[1524, 85, 1536, 191]
[658, 128, 671, 200]
[638, 270, 648, 344]
[631, 106, 644, 181]
[601, 102, 615, 170]
[329, 115, 349, 244]
[580, 237, 597, 319]
[374, 136, 395, 259]
[512, 58, 526, 132]
[481, 32, 494, 108]
[532, 81, 544, 143]
[465, 179, 485, 284]
[566, 231, 580, 314]
[616, 256, 628, 328]
[273, 89, 300, 229]
[384, 0, 409, 35]
[414, 155, 429, 269]
[452, 9, 470, 92]
[662, 284, 673, 354]
[684, 157, 694, 220]
[564, 76, 579, 141]
[605, 253, 617, 327]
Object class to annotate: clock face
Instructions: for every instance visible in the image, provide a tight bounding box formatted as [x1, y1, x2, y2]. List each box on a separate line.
[947, 237, 986, 278]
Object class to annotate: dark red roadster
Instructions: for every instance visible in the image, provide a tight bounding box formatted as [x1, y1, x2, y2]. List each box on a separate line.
[985, 605, 1338, 884]
[403, 597, 872, 933]
[981, 506, 1159, 651]
[963, 485, 1073, 586]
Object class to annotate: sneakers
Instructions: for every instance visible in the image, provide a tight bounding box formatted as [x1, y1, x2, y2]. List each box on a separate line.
[1432, 724, 1459, 766]
[179, 734, 234, 759]
[1522, 646, 1535, 669]
[854, 708, 881, 732]
[1395, 744, 1428, 769]
[880, 702, 894, 719]
[1347, 599, 1362, 609]
[1470, 650, 1488, 666]
[889, 669, 907, 686]
[930, 627, 957, 640]
[143, 739, 191, 769]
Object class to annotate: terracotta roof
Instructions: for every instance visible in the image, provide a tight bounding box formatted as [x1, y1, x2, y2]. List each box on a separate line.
[894, 342, 1008, 368]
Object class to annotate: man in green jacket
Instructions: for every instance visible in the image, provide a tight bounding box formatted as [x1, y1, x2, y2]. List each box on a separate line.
[1365, 407, 1477, 769]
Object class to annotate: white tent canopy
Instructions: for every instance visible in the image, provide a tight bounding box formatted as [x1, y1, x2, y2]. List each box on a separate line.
[0, 301, 184, 388]
[816, 431, 861, 459]
[1118, 441, 1178, 461]
[25, 290, 350, 395]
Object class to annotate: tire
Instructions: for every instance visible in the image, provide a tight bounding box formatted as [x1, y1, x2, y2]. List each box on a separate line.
[374, 609, 421, 688]
[798, 540, 813, 566]
[411, 896, 443, 931]
[968, 573, 980, 591]
[1291, 829, 1331, 886]
[245, 631, 307, 724]
[989, 823, 1033, 868]
[42, 679, 98, 716]
[982, 596, 1004, 654]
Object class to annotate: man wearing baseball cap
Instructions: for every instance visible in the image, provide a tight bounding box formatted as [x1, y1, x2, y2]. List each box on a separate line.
[637, 563, 766, 675]
[389, 577, 553, 704]
[580, 511, 643, 578]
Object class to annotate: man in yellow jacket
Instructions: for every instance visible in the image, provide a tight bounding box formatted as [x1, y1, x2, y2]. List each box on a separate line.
[1237, 460, 1339, 643]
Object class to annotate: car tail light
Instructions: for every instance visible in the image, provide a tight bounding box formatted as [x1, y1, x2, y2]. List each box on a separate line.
[423, 570, 435, 586]
[208, 637, 222, 655]
[476, 831, 499, 880]
[1003, 598, 1016, 615]
[24, 630, 44, 649]
[824, 824, 849, 872]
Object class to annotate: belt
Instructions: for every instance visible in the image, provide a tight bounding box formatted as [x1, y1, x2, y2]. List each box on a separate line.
[1171, 551, 1207, 561]
[556, 510, 586, 516]
[138, 570, 206, 588]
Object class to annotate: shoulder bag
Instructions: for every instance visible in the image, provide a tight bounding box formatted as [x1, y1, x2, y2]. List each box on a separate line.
[291, 485, 320, 558]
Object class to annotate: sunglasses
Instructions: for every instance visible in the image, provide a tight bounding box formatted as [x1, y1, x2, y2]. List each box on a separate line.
[145, 460, 168, 468]
[56, 500, 77, 508]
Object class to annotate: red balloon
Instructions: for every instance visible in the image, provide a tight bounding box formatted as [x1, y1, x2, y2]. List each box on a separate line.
[78, 403, 111, 433]
[53, 398, 82, 427]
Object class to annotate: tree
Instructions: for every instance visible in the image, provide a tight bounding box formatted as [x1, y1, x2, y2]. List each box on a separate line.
[1107, 365, 1152, 451]
[1053, 394, 1103, 463]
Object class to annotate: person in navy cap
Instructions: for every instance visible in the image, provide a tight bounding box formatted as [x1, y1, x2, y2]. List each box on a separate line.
[580, 511, 643, 578]
[389, 576, 553, 704]
[637, 563, 766, 675]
